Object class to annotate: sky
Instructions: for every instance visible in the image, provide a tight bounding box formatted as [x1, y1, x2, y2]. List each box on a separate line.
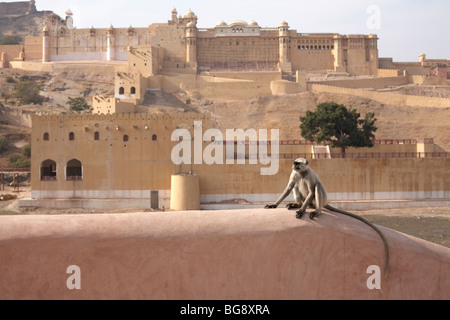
[4, 0, 449, 61]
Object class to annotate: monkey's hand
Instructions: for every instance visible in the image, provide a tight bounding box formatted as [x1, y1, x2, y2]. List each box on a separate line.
[286, 203, 301, 210]
[265, 204, 278, 209]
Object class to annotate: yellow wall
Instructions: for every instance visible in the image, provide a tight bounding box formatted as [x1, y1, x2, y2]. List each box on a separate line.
[31, 114, 449, 203]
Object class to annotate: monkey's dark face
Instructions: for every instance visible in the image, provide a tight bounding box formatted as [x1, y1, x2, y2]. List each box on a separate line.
[293, 158, 309, 172]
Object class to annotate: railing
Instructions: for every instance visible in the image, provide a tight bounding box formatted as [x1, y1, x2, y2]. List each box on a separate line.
[41, 176, 57, 181]
[277, 152, 449, 159]
[216, 139, 435, 146]
[0, 168, 31, 174]
[241, 153, 449, 160]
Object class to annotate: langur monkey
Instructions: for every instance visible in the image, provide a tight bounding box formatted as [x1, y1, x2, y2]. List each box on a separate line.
[265, 158, 390, 277]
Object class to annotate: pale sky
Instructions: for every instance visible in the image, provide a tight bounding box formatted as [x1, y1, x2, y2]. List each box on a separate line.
[4, 0, 449, 61]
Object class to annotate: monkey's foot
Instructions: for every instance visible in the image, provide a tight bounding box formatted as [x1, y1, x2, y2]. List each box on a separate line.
[286, 203, 301, 210]
[295, 210, 305, 219]
[309, 211, 321, 220]
[265, 204, 278, 209]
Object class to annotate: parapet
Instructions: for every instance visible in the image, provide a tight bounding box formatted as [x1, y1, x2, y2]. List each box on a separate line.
[32, 112, 212, 124]
[0, 209, 448, 300]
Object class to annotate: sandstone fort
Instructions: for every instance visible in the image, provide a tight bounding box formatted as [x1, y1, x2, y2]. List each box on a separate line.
[0, 1, 448, 211]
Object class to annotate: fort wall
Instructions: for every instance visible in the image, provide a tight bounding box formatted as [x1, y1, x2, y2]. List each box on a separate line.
[201, 71, 282, 82]
[0, 45, 23, 67]
[309, 76, 409, 90]
[181, 79, 273, 100]
[23, 36, 42, 61]
[378, 68, 401, 77]
[29, 114, 449, 208]
[271, 80, 306, 95]
[311, 84, 450, 108]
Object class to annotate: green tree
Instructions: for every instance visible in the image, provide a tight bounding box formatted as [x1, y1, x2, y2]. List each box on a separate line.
[13, 81, 44, 105]
[300, 102, 377, 156]
[0, 35, 22, 45]
[67, 97, 91, 113]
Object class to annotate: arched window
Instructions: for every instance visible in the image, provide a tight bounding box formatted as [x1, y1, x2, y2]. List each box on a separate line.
[69, 132, 75, 141]
[152, 134, 158, 141]
[119, 87, 125, 95]
[43, 133, 50, 141]
[123, 135, 129, 142]
[66, 159, 83, 181]
[130, 87, 136, 95]
[40, 160, 57, 181]
[94, 131, 100, 141]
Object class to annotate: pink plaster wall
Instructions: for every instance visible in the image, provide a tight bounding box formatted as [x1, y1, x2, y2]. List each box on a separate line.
[0, 209, 449, 300]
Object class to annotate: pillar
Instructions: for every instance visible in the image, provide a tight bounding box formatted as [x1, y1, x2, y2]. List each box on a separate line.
[278, 21, 292, 73]
[0, 52, 7, 68]
[42, 26, 50, 63]
[278, 21, 289, 64]
[333, 35, 346, 73]
[185, 21, 197, 64]
[107, 25, 115, 61]
[170, 174, 200, 211]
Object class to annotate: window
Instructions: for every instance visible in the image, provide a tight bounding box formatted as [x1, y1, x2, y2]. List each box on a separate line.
[123, 135, 129, 142]
[152, 134, 158, 141]
[94, 132, 100, 141]
[66, 159, 83, 181]
[119, 87, 125, 95]
[69, 132, 75, 141]
[43, 133, 49, 141]
[130, 87, 136, 95]
[40, 160, 57, 181]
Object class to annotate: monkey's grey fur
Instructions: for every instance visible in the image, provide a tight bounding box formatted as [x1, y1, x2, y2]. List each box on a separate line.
[265, 158, 390, 277]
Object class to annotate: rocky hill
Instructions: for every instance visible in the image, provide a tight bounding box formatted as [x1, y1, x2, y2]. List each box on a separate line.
[0, 7, 58, 40]
[0, 67, 449, 169]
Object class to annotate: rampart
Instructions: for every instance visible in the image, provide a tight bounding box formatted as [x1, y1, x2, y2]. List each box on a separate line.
[181, 79, 273, 100]
[378, 69, 401, 77]
[0, 45, 24, 67]
[309, 76, 410, 90]
[0, 210, 449, 300]
[310, 84, 450, 108]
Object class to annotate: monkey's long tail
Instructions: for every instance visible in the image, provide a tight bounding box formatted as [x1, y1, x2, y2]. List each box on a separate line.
[325, 205, 390, 278]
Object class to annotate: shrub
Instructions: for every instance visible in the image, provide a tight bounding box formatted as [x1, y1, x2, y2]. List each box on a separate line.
[0, 35, 22, 45]
[23, 143, 31, 158]
[13, 80, 44, 105]
[0, 136, 8, 153]
[8, 154, 30, 168]
[6, 76, 16, 84]
[68, 97, 91, 113]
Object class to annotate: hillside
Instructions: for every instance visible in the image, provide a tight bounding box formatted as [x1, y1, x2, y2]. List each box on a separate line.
[0, 68, 114, 167]
[0, 68, 449, 170]
[200, 90, 450, 152]
[0, 9, 58, 39]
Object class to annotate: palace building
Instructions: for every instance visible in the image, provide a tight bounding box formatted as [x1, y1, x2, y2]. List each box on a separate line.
[35, 8, 378, 76]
